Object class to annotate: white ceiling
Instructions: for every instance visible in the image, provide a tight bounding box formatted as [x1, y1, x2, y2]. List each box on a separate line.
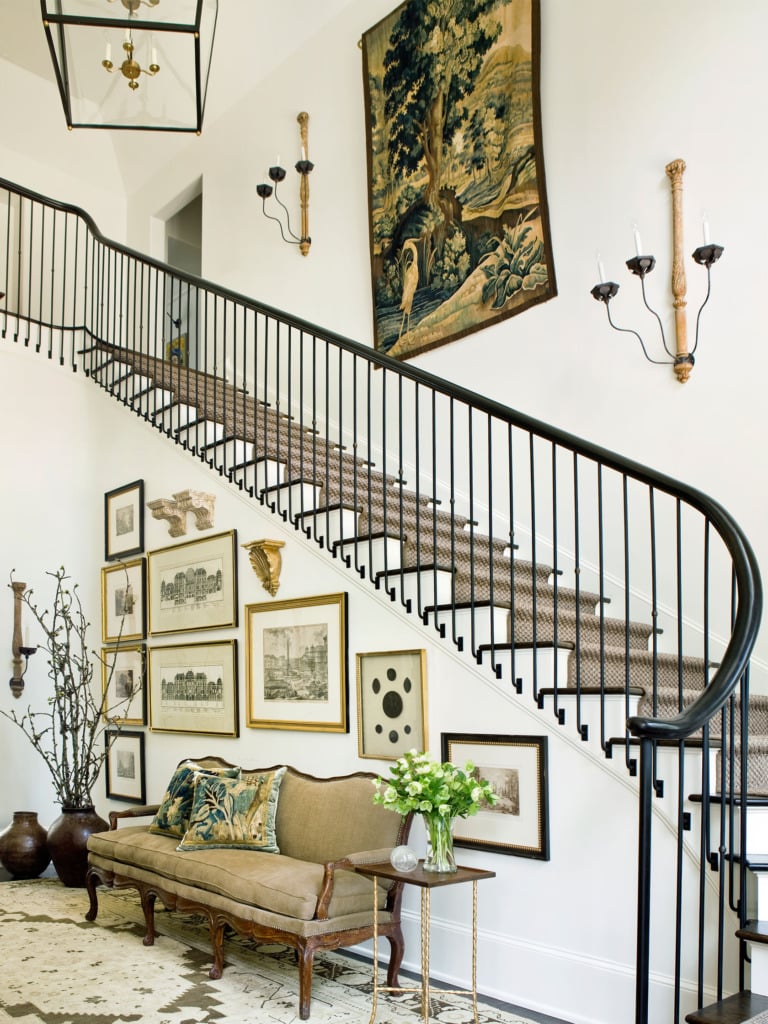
[0, 0, 357, 191]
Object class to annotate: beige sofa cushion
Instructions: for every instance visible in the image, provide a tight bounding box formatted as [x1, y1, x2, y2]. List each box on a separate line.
[88, 826, 380, 921]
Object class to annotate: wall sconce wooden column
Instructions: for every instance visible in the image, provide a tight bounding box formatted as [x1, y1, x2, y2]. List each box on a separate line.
[10, 580, 36, 698]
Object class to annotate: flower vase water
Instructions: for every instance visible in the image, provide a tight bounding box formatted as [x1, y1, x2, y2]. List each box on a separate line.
[423, 812, 456, 873]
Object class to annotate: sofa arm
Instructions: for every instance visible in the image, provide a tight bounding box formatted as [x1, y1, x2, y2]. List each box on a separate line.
[315, 848, 395, 920]
[108, 805, 161, 830]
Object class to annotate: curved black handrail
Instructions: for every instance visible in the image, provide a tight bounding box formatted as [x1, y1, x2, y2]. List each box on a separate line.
[1, 173, 762, 746]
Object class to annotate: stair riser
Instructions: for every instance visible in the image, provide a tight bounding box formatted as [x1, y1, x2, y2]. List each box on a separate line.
[134, 387, 176, 414]
[480, 645, 571, 692]
[426, 605, 509, 649]
[716, 805, 768, 860]
[263, 481, 322, 517]
[235, 458, 284, 495]
[111, 373, 153, 400]
[176, 420, 226, 452]
[380, 568, 455, 610]
[749, 944, 768, 997]
[152, 402, 199, 432]
[90, 360, 132, 383]
[296, 507, 360, 548]
[205, 436, 252, 470]
[335, 536, 404, 576]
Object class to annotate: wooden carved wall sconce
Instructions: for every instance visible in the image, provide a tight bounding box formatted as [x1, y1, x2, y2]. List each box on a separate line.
[10, 579, 36, 698]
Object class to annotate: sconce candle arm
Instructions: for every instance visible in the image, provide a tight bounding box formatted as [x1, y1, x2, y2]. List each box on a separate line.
[638, 273, 677, 362]
[603, 297, 673, 367]
[271, 184, 302, 242]
[690, 263, 713, 359]
[258, 196, 301, 246]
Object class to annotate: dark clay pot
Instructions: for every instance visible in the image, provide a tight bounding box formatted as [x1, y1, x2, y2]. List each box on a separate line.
[46, 806, 109, 887]
[0, 811, 51, 879]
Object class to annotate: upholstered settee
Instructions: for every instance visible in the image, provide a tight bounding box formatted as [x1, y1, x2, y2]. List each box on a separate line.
[85, 757, 412, 1020]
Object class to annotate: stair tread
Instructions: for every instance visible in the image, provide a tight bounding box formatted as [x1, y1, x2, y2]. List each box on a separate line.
[737, 920, 768, 943]
[685, 991, 768, 1022]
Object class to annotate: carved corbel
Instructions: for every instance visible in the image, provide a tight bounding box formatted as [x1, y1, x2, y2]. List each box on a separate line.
[146, 497, 188, 537]
[243, 539, 285, 597]
[173, 489, 216, 531]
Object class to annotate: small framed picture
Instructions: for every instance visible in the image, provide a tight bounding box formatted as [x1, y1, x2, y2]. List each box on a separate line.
[441, 733, 550, 860]
[101, 558, 146, 643]
[148, 639, 239, 737]
[102, 644, 146, 726]
[356, 649, 427, 759]
[147, 530, 238, 636]
[104, 480, 144, 562]
[105, 729, 146, 803]
[246, 593, 348, 733]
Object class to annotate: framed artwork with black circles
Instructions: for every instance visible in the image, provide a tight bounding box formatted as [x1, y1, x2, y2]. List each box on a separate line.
[356, 649, 427, 759]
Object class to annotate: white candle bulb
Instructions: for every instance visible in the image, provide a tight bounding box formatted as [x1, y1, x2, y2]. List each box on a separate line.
[301, 145, 307, 161]
[702, 213, 711, 245]
[124, 28, 130, 43]
[276, 154, 281, 167]
[597, 254, 607, 283]
[105, 41, 112, 63]
[24, 626, 29, 647]
[633, 224, 643, 257]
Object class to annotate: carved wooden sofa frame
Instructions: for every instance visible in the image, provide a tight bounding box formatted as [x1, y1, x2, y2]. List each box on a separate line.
[85, 758, 412, 1019]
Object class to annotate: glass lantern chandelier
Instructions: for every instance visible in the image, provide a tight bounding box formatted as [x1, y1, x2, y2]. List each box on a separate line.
[40, 0, 218, 132]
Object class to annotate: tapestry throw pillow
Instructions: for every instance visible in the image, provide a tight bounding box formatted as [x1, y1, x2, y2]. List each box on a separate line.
[177, 767, 287, 853]
[149, 761, 240, 839]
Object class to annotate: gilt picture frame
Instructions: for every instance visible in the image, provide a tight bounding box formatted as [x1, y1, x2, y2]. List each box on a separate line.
[147, 530, 238, 636]
[357, 649, 427, 760]
[442, 732, 549, 860]
[101, 558, 146, 644]
[362, 0, 555, 360]
[104, 479, 144, 562]
[148, 639, 239, 737]
[245, 593, 348, 733]
[102, 643, 146, 726]
[105, 729, 146, 804]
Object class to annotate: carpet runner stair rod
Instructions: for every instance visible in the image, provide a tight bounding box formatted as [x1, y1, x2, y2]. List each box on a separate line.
[0, 176, 763, 1024]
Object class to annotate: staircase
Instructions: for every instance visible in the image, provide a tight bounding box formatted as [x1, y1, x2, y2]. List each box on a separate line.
[0, 176, 763, 1024]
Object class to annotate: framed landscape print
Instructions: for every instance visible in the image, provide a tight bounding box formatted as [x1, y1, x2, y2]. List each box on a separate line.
[148, 639, 239, 737]
[246, 593, 348, 733]
[362, 0, 555, 360]
[104, 479, 144, 561]
[101, 558, 146, 643]
[441, 732, 549, 860]
[357, 649, 427, 759]
[147, 530, 238, 636]
[105, 729, 146, 803]
[102, 643, 146, 726]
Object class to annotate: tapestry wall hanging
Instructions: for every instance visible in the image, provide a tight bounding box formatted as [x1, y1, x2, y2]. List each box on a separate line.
[362, 0, 556, 360]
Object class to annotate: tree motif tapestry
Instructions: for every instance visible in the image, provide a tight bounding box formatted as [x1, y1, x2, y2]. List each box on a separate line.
[362, 0, 556, 360]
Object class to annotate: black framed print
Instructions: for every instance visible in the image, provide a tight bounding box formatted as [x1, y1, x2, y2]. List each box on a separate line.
[105, 479, 144, 562]
[105, 729, 146, 803]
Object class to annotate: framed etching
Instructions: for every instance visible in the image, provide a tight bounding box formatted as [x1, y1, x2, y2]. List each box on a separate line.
[105, 729, 146, 804]
[441, 732, 549, 860]
[147, 530, 238, 636]
[148, 639, 239, 737]
[362, 0, 555, 360]
[357, 649, 427, 759]
[101, 558, 146, 643]
[246, 593, 348, 733]
[102, 643, 146, 726]
[104, 479, 144, 561]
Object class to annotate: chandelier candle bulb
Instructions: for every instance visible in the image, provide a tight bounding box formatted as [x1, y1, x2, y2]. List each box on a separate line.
[104, 42, 112, 63]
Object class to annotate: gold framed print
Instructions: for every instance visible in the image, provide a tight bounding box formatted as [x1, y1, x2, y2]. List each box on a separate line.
[246, 593, 348, 733]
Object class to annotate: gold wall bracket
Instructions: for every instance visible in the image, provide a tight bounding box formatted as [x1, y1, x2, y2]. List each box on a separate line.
[243, 539, 285, 597]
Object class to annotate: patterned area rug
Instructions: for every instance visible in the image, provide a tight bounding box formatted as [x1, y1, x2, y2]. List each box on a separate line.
[0, 879, 541, 1024]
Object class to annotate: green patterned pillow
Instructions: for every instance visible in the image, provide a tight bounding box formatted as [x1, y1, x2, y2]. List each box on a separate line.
[149, 761, 240, 839]
[177, 767, 287, 853]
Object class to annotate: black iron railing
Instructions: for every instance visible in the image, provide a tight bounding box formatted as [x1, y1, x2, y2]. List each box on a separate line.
[0, 176, 762, 1024]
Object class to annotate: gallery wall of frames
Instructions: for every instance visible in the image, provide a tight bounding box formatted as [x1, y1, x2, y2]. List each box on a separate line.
[101, 478, 548, 859]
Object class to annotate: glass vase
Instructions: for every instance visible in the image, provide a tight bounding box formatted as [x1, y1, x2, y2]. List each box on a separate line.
[423, 812, 457, 873]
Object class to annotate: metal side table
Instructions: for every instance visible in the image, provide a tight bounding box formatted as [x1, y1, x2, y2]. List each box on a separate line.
[356, 860, 496, 1024]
